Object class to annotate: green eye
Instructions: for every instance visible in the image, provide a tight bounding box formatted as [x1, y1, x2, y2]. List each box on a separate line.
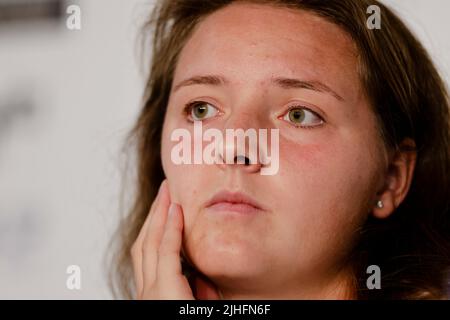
[283, 107, 324, 127]
[186, 102, 219, 121]
[288, 108, 306, 123]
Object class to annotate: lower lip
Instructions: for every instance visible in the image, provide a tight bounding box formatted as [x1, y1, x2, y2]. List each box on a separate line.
[207, 202, 261, 214]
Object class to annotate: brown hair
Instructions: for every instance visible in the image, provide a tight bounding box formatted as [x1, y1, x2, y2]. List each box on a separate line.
[107, 0, 450, 299]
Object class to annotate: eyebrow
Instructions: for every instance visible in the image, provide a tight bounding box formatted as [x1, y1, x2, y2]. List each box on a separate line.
[172, 74, 344, 101]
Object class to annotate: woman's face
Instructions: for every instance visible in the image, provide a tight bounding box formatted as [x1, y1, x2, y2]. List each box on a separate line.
[161, 3, 387, 297]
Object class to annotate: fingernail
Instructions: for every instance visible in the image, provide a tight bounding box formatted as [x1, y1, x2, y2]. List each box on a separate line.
[157, 179, 167, 195]
[169, 203, 177, 217]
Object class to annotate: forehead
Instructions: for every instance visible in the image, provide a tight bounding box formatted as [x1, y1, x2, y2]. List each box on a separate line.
[173, 2, 360, 99]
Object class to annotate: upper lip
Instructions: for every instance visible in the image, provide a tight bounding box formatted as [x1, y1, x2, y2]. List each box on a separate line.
[205, 190, 265, 211]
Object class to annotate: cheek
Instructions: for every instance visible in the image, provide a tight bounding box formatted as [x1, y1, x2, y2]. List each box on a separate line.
[279, 125, 381, 205]
[274, 133, 381, 256]
[161, 121, 190, 203]
[277, 135, 337, 198]
[279, 138, 322, 171]
[161, 124, 206, 210]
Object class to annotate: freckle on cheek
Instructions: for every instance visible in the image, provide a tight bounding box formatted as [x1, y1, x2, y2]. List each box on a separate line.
[280, 142, 323, 168]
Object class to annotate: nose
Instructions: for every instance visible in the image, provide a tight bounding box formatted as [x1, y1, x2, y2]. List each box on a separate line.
[217, 147, 262, 174]
[216, 112, 265, 174]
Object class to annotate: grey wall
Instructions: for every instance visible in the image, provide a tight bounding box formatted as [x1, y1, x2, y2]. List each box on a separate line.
[0, 0, 149, 299]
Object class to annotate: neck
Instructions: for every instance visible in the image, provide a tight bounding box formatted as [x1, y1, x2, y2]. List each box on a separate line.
[215, 264, 357, 300]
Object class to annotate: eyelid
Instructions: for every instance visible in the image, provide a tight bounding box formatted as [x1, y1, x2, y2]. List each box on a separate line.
[182, 100, 325, 128]
[284, 104, 324, 118]
[183, 100, 223, 122]
[279, 105, 325, 128]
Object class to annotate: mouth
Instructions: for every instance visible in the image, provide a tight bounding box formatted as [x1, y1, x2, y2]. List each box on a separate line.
[204, 190, 266, 214]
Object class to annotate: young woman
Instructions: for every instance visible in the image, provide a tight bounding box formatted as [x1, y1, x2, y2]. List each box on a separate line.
[109, 0, 450, 299]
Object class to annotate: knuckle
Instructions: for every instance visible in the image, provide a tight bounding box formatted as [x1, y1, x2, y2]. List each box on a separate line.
[142, 238, 155, 253]
[158, 241, 170, 255]
[159, 247, 175, 259]
[141, 284, 158, 300]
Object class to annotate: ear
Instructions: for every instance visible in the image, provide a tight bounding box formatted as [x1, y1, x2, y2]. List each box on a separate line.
[372, 138, 417, 219]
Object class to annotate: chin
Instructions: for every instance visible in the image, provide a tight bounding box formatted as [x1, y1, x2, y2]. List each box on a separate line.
[188, 237, 266, 279]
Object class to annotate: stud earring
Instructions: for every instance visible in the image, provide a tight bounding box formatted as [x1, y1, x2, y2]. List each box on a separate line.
[376, 200, 384, 208]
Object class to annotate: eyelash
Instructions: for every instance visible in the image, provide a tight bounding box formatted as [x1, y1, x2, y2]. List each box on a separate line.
[183, 101, 220, 123]
[282, 105, 325, 129]
[182, 101, 325, 128]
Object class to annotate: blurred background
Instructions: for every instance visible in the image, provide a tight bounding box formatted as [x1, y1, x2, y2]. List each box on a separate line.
[0, 0, 449, 299]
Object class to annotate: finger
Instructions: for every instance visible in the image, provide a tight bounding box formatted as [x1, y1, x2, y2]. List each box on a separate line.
[131, 179, 167, 298]
[135, 180, 168, 249]
[141, 179, 171, 287]
[156, 203, 185, 287]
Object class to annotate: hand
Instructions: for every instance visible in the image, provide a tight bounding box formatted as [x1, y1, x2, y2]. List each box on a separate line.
[130, 179, 221, 300]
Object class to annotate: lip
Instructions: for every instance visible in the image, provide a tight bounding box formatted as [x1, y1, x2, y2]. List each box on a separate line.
[205, 190, 265, 214]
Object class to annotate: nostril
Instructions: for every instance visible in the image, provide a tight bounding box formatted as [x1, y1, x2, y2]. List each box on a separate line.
[234, 155, 251, 165]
